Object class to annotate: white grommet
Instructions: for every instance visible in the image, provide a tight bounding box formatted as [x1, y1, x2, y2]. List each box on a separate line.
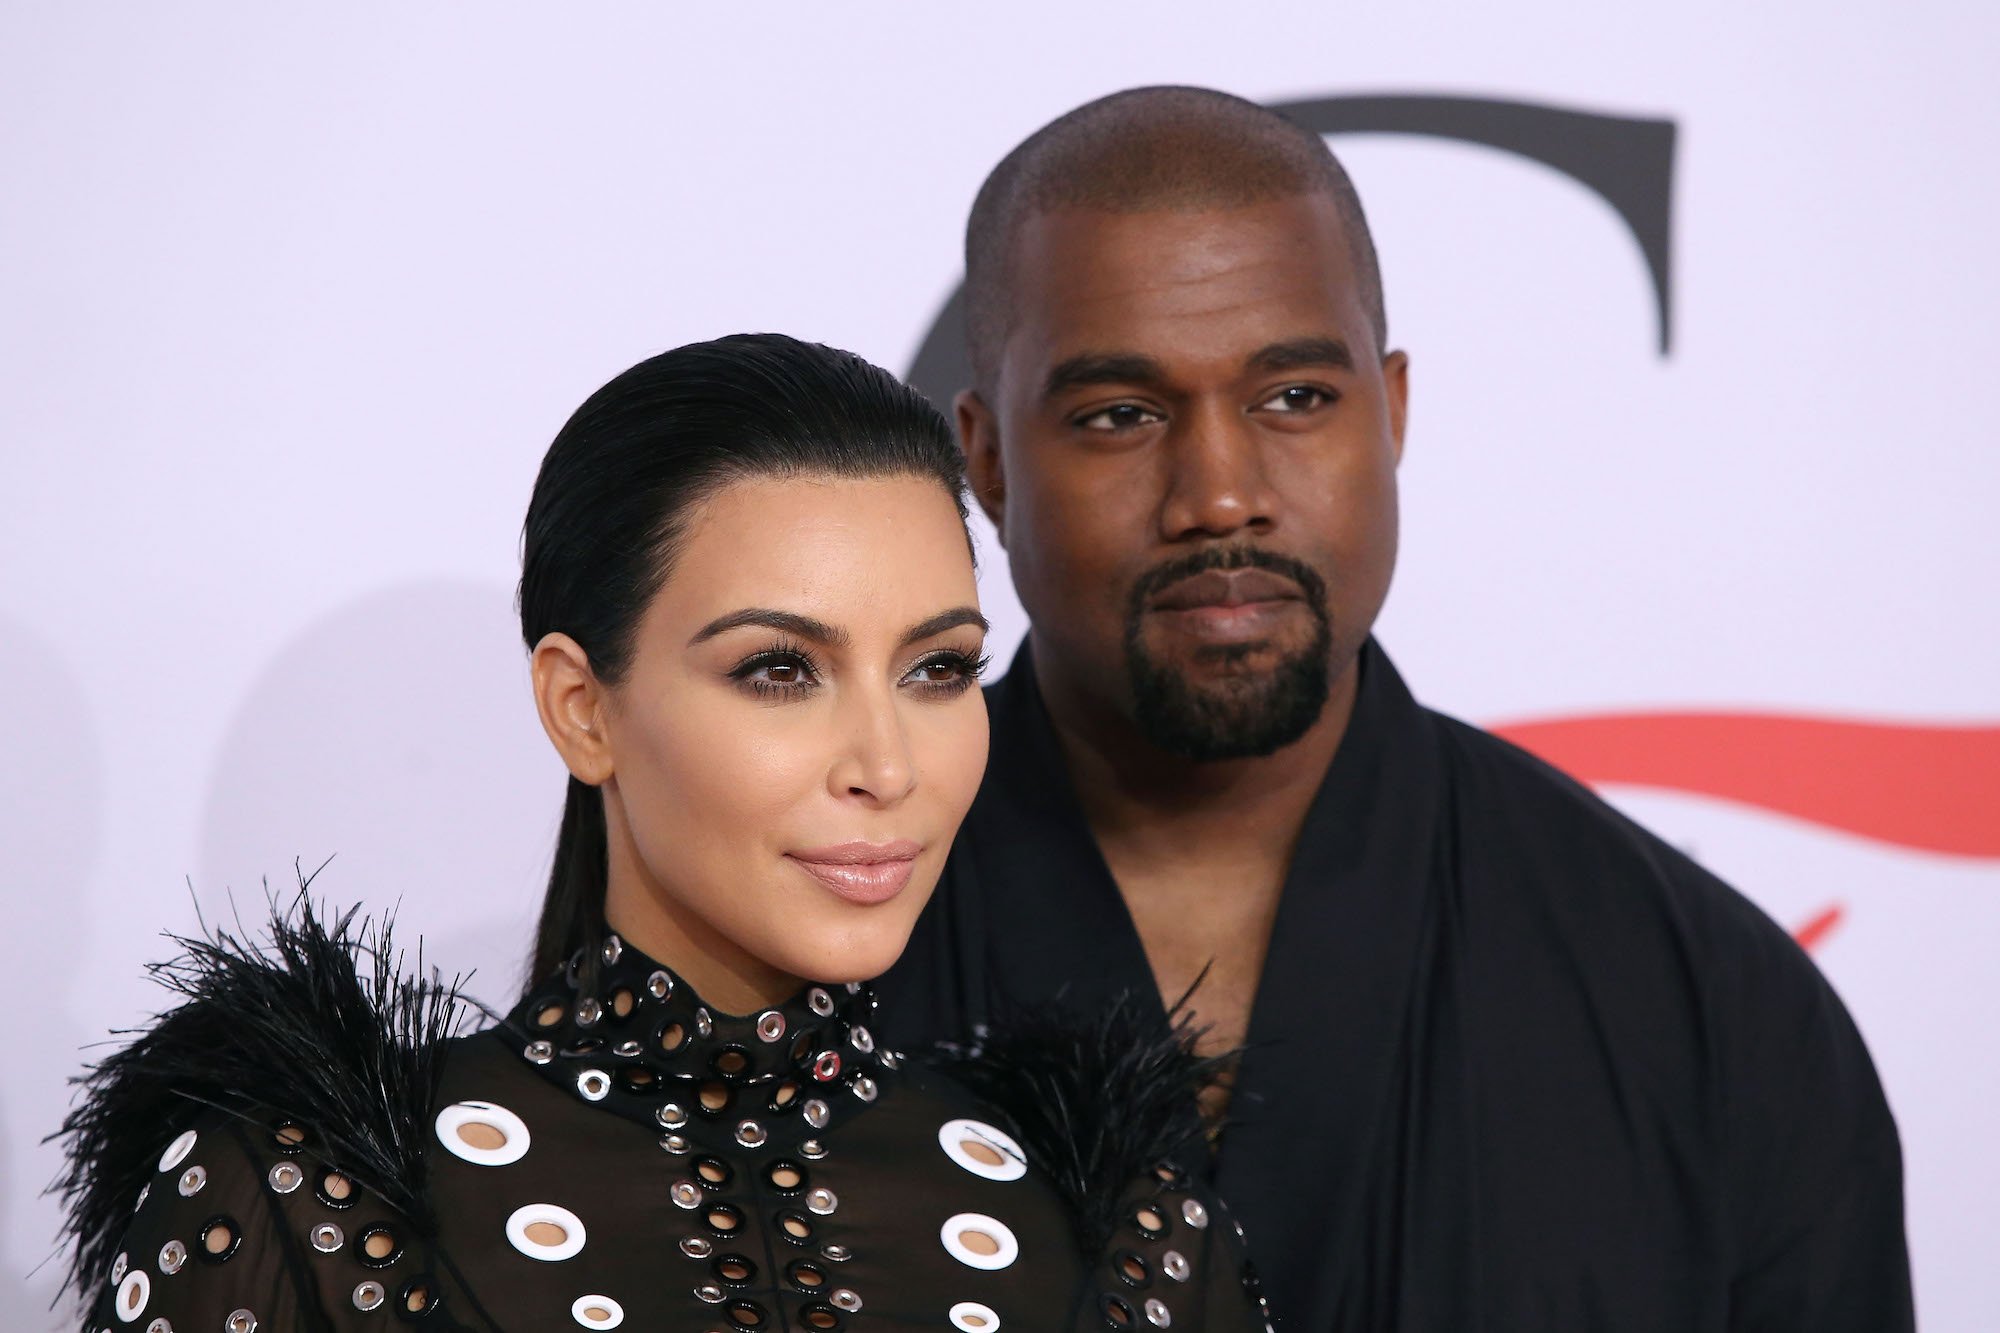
[939, 1213, 1020, 1271]
[938, 1119, 1028, 1182]
[114, 1269, 150, 1322]
[571, 1294, 624, 1328]
[505, 1202, 586, 1261]
[949, 1300, 1002, 1330]
[157, 1131, 197, 1173]
[435, 1101, 532, 1166]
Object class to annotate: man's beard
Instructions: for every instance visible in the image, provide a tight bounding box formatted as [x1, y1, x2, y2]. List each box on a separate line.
[1122, 546, 1333, 762]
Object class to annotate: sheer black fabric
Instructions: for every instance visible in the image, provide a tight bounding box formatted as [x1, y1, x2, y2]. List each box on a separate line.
[76, 934, 1268, 1331]
[878, 640, 1914, 1332]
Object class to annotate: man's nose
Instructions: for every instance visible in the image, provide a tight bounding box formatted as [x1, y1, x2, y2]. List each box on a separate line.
[1157, 400, 1279, 542]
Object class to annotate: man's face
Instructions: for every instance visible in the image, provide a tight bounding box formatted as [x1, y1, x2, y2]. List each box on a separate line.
[963, 194, 1408, 760]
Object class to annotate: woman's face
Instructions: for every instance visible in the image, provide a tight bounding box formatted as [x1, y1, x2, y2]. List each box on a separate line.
[559, 473, 988, 1012]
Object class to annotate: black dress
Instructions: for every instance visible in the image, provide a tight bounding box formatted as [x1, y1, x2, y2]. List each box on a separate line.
[59, 908, 1270, 1332]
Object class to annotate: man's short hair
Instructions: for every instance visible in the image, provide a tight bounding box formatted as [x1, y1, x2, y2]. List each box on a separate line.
[964, 85, 1388, 391]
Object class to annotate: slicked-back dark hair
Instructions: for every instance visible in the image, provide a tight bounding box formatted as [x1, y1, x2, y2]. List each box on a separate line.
[517, 333, 967, 990]
[965, 85, 1387, 389]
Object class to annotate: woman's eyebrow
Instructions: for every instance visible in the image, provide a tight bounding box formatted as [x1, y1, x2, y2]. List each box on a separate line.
[688, 608, 848, 648]
[901, 607, 988, 645]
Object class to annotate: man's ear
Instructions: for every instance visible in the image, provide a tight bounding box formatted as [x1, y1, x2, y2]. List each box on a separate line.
[955, 388, 1007, 547]
[1383, 349, 1411, 466]
[531, 632, 614, 785]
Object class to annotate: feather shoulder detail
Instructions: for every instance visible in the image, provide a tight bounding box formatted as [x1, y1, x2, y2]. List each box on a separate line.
[50, 887, 476, 1299]
[925, 984, 1235, 1256]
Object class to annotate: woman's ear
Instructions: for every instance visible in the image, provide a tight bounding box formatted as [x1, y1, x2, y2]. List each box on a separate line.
[531, 632, 614, 785]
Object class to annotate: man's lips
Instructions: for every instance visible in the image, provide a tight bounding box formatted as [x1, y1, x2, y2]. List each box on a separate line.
[1148, 568, 1305, 612]
[786, 840, 921, 906]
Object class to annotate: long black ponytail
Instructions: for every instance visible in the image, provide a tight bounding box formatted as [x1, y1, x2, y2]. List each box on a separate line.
[516, 333, 966, 991]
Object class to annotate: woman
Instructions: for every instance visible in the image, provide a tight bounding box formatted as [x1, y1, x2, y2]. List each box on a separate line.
[58, 335, 1272, 1332]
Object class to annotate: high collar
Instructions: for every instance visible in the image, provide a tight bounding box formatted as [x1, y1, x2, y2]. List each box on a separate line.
[502, 933, 900, 1152]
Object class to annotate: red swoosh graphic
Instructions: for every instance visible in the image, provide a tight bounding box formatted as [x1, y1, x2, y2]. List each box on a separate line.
[1491, 713, 2000, 859]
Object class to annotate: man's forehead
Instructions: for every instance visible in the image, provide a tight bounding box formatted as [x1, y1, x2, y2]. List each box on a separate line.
[999, 195, 1366, 384]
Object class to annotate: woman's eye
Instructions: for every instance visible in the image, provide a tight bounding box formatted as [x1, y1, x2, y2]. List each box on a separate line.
[1254, 384, 1337, 414]
[1075, 403, 1162, 432]
[903, 650, 990, 693]
[730, 649, 820, 696]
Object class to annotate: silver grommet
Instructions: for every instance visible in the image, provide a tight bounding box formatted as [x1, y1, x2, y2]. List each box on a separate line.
[806, 1187, 838, 1215]
[756, 1010, 786, 1042]
[800, 1139, 827, 1160]
[879, 1049, 902, 1069]
[1162, 1249, 1191, 1282]
[134, 1184, 150, 1212]
[848, 1025, 874, 1054]
[803, 1099, 830, 1128]
[695, 1283, 725, 1304]
[844, 981, 862, 993]
[659, 1133, 691, 1155]
[831, 1289, 863, 1312]
[807, 988, 835, 1017]
[1145, 1297, 1172, 1327]
[226, 1309, 258, 1333]
[735, 1120, 767, 1149]
[670, 1180, 702, 1209]
[524, 1039, 554, 1064]
[177, 1166, 206, 1197]
[111, 1252, 129, 1283]
[601, 934, 623, 965]
[1181, 1198, 1209, 1229]
[157, 1239, 186, 1274]
[267, 1162, 302, 1194]
[695, 1008, 713, 1038]
[146, 1320, 172, 1333]
[575, 997, 602, 1027]
[851, 1076, 878, 1102]
[311, 1223, 344, 1253]
[576, 1069, 610, 1101]
[680, 1236, 713, 1259]
[352, 1280, 384, 1311]
[647, 970, 673, 1000]
[656, 1102, 689, 1129]
[821, 1243, 852, 1262]
[613, 1039, 642, 1057]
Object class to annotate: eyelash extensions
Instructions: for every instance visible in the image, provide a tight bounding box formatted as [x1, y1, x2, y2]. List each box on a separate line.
[726, 639, 991, 702]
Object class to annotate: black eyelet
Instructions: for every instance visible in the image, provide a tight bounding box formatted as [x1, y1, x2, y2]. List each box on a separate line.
[196, 1215, 242, 1264]
[775, 1210, 815, 1246]
[270, 1121, 309, 1155]
[787, 1259, 827, 1291]
[1113, 1248, 1152, 1288]
[394, 1273, 441, 1321]
[617, 1064, 659, 1092]
[1151, 1160, 1189, 1189]
[561, 1036, 606, 1056]
[702, 1202, 745, 1237]
[764, 1160, 808, 1194]
[1100, 1293, 1138, 1328]
[799, 1303, 843, 1330]
[354, 1221, 404, 1269]
[711, 1045, 753, 1080]
[315, 1168, 359, 1210]
[1131, 1201, 1171, 1240]
[694, 1157, 735, 1189]
[727, 1299, 768, 1328]
[712, 1253, 758, 1286]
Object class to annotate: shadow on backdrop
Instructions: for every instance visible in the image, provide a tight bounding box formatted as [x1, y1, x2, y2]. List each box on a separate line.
[197, 580, 563, 1010]
[0, 615, 104, 1329]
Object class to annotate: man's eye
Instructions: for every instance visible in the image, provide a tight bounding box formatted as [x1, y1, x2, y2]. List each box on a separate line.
[1255, 385, 1337, 413]
[1075, 403, 1161, 431]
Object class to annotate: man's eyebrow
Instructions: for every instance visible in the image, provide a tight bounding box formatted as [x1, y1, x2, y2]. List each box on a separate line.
[902, 607, 988, 645]
[689, 608, 850, 648]
[1247, 337, 1355, 374]
[1043, 352, 1167, 398]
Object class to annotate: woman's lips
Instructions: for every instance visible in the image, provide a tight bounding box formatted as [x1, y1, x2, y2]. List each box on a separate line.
[787, 840, 921, 905]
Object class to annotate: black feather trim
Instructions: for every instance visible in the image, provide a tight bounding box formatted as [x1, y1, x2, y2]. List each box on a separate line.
[48, 882, 475, 1300]
[926, 983, 1235, 1256]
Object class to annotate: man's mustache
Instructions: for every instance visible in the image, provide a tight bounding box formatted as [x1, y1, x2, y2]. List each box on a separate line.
[1127, 545, 1329, 618]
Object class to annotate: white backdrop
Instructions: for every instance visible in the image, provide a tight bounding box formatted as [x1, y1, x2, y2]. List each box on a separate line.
[4, 5, 1995, 1328]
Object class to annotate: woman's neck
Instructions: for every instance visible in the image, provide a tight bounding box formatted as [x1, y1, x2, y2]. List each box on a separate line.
[598, 817, 802, 1018]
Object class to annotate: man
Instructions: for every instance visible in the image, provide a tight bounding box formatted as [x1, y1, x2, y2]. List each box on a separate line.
[878, 87, 1912, 1331]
